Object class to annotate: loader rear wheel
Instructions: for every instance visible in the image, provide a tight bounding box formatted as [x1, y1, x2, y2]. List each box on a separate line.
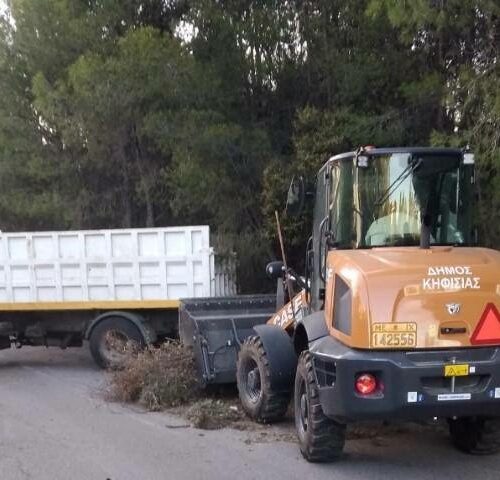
[294, 351, 345, 462]
[236, 335, 290, 423]
[89, 317, 145, 369]
[449, 417, 500, 455]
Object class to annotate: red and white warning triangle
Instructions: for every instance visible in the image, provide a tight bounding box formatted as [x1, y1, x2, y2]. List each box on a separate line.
[471, 303, 500, 345]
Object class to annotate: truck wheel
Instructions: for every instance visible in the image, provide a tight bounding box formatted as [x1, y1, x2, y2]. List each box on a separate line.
[236, 335, 290, 423]
[89, 317, 145, 369]
[449, 417, 500, 454]
[294, 351, 345, 462]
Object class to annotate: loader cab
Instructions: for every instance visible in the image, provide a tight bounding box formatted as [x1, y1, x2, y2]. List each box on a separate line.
[307, 147, 475, 312]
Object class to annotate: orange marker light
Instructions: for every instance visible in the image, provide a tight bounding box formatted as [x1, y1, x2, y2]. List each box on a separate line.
[471, 303, 500, 345]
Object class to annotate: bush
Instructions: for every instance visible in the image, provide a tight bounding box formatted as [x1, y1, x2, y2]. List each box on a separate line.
[107, 341, 199, 411]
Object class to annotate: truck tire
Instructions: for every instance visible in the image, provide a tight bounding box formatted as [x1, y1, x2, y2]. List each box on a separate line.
[89, 317, 145, 369]
[236, 335, 291, 423]
[449, 417, 500, 454]
[294, 351, 345, 462]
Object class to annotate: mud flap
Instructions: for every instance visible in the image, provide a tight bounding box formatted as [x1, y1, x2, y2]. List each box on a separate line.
[253, 324, 297, 390]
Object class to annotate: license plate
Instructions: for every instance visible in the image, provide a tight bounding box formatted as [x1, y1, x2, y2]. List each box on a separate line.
[371, 323, 417, 348]
[444, 364, 469, 377]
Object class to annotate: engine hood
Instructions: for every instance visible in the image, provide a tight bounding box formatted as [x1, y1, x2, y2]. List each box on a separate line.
[325, 247, 500, 349]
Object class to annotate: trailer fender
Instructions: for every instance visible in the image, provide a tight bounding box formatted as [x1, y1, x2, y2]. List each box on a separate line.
[85, 311, 157, 344]
[253, 324, 297, 389]
[293, 311, 329, 354]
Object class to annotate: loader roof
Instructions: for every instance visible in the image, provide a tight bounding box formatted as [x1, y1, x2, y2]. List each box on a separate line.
[328, 147, 464, 163]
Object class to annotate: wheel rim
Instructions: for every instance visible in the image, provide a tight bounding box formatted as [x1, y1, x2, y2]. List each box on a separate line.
[100, 330, 130, 364]
[296, 376, 309, 435]
[241, 357, 262, 403]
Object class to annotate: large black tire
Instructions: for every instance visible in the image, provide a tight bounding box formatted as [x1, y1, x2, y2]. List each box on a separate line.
[294, 351, 346, 462]
[89, 317, 145, 369]
[236, 335, 291, 423]
[449, 417, 500, 455]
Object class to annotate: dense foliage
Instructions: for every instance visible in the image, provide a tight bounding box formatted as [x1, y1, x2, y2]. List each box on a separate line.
[0, 1, 498, 291]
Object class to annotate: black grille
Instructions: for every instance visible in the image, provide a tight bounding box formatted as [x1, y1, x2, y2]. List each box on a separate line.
[420, 375, 489, 395]
[313, 357, 337, 387]
[333, 275, 352, 335]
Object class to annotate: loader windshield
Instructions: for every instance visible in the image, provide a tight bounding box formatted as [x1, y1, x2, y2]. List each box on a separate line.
[329, 152, 474, 248]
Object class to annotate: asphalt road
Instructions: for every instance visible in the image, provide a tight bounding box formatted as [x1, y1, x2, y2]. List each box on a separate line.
[1, 347, 500, 480]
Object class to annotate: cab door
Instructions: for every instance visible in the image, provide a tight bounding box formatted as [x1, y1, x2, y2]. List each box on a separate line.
[310, 165, 329, 311]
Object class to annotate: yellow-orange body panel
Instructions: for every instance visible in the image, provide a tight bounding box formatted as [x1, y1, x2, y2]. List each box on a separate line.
[268, 290, 307, 330]
[0, 299, 180, 311]
[325, 246, 500, 349]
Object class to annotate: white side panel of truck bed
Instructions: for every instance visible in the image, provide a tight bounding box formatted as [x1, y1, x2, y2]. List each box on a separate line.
[0, 226, 214, 306]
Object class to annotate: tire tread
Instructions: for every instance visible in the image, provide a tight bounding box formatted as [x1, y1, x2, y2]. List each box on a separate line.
[449, 417, 500, 455]
[295, 351, 345, 462]
[237, 335, 290, 423]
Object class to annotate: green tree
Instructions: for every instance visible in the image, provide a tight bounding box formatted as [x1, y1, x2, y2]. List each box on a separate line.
[33, 27, 205, 228]
[0, 0, 192, 229]
[0, 5, 71, 230]
[368, 0, 500, 246]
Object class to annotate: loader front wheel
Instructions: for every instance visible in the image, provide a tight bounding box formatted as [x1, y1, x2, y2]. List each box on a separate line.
[237, 335, 290, 423]
[294, 351, 345, 462]
[449, 417, 500, 455]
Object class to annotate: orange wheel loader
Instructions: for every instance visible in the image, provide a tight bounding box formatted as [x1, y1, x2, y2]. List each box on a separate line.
[181, 147, 500, 462]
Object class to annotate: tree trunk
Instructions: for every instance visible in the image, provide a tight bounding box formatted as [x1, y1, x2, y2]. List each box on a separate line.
[131, 126, 154, 227]
[120, 149, 133, 228]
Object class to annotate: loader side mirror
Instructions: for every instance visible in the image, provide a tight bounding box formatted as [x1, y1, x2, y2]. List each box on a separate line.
[266, 261, 285, 280]
[285, 176, 305, 217]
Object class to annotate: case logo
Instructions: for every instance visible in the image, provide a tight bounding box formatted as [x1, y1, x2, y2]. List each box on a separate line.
[446, 303, 461, 315]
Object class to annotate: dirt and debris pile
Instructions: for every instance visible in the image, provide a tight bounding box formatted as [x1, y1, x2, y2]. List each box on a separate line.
[107, 341, 200, 411]
[105, 345, 421, 439]
[106, 342, 253, 429]
[185, 399, 245, 430]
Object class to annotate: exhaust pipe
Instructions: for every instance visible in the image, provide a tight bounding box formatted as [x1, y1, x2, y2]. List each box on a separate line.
[420, 214, 431, 249]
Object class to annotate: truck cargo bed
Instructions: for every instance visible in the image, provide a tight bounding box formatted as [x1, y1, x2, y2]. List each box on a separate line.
[0, 226, 236, 310]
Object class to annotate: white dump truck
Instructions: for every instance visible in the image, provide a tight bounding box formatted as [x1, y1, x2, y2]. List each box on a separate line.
[0, 225, 235, 367]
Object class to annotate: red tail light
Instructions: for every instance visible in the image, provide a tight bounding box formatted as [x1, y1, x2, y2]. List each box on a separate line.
[355, 373, 378, 395]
